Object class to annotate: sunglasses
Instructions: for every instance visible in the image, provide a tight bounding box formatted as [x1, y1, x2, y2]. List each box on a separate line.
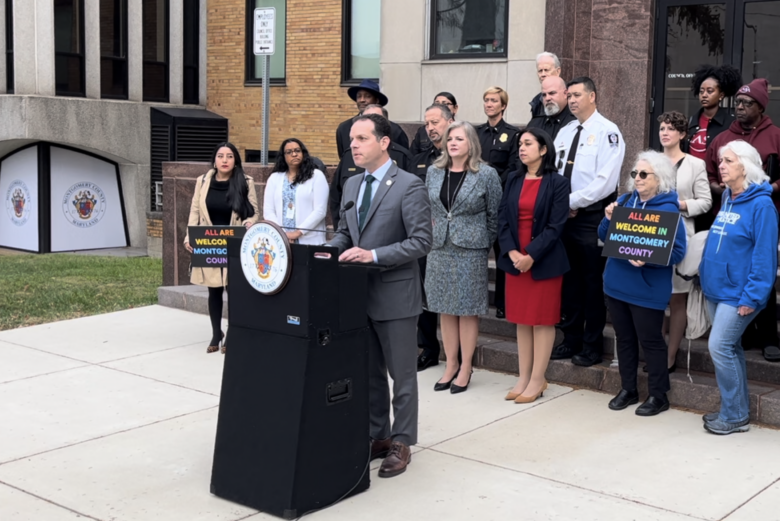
[630, 170, 654, 180]
[735, 98, 756, 108]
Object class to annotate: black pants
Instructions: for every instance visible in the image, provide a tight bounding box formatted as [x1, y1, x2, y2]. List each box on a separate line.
[559, 211, 606, 357]
[417, 255, 441, 356]
[607, 296, 670, 399]
[492, 240, 505, 311]
[742, 277, 779, 349]
[207, 286, 225, 344]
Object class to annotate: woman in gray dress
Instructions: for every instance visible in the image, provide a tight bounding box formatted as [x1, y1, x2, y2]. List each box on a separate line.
[426, 121, 503, 394]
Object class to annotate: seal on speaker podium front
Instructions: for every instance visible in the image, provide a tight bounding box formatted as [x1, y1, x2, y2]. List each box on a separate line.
[240, 221, 291, 295]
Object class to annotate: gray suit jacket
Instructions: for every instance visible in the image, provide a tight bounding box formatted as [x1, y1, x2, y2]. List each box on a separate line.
[330, 163, 433, 321]
[426, 163, 503, 250]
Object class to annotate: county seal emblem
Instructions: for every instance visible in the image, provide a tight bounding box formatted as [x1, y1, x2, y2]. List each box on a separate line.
[240, 221, 291, 294]
[62, 182, 107, 228]
[73, 190, 98, 219]
[5, 180, 32, 227]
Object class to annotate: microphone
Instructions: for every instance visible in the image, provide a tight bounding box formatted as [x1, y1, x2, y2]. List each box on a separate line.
[343, 201, 355, 211]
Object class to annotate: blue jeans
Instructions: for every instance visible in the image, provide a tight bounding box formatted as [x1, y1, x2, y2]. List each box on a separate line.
[706, 300, 756, 423]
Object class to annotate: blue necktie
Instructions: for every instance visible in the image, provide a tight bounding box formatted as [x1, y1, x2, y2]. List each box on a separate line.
[358, 174, 375, 232]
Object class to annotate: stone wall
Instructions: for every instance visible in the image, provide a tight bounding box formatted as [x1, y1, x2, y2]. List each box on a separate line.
[545, 0, 655, 186]
[162, 161, 336, 286]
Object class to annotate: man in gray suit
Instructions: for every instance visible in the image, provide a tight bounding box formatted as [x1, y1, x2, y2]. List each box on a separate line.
[329, 113, 432, 478]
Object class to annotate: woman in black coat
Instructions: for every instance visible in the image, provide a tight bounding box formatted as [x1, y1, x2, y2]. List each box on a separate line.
[498, 127, 570, 403]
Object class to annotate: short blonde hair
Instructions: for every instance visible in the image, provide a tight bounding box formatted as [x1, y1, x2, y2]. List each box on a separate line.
[433, 121, 484, 174]
[483, 86, 509, 108]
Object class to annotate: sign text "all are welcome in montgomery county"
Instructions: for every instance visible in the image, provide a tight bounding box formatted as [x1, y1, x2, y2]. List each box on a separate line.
[602, 206, 681, 266]
[188, 226, 246, 267]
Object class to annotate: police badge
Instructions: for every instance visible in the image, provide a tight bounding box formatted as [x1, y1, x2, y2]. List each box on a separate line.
[499, 133, 508, 143]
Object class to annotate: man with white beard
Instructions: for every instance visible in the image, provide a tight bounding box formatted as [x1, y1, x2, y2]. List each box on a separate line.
[526, 76, 575, 140]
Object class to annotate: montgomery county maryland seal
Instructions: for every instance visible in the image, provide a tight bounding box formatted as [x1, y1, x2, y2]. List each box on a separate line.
[62, 182, 107, 228]
[240, 221, 291, 295]
[5, 180, 32, 227]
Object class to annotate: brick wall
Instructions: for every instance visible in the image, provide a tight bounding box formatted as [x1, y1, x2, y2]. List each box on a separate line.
[147, 217, 163, 238]
[207, 0, 356, 166]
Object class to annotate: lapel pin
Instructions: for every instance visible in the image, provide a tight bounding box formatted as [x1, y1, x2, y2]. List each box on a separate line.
[386, 180, 393, 186]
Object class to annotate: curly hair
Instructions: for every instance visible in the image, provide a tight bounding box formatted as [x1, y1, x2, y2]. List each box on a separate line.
[691, 64, 743, 97]
[657, 111, 688, 134]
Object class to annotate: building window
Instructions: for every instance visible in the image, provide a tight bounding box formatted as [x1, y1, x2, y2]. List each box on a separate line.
[100, 0, 128, 99]
[54, 0, 86, 96]
[183, 0, 199, 104]
[5, 0, 12, 93]
[245, 0, 286, 85]
[341, 0, 380, 83]
[143, 0, 169, 102]
[430, 0, 508, 59]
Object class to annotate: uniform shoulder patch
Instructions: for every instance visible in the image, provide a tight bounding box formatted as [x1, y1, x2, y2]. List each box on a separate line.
[608, 133, 620, 147]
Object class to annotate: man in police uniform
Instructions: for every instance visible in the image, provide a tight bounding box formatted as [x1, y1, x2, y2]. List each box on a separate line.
[551, 77, 625, 367]
[412, 103, 454, 371]
[477, 86, 520, 319]
[335, 79, 409, 159]
[330, 105, 412, 229]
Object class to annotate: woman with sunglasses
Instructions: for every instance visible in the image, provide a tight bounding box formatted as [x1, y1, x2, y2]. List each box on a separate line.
[410, 92, 459, 155]
[598, 151, 687, 416]
[264, 138, 329, 245]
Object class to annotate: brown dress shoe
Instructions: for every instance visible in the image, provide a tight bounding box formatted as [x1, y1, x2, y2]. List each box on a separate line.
[371, 438, 392, 461]
[378, 441, 411, 478]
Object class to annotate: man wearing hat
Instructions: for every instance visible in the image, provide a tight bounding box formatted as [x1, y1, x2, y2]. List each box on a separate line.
[706, 77, 780, 363]
[336, 79, 410, 159]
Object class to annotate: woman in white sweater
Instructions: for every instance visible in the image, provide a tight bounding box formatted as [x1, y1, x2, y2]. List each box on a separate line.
[658, 111, 712, 371]
[264, 138, 330, 245]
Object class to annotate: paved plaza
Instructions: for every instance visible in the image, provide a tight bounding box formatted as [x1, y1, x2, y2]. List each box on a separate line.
[1, 305, 779, 521]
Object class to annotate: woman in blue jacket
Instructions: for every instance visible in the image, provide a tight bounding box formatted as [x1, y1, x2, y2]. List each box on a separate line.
[699, 140, 778, 435]
[498, 128, 570, 403]
[598, 151, 687, 416]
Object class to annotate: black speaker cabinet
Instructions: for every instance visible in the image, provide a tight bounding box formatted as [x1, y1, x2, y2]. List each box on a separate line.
[210, 242, 371, 519]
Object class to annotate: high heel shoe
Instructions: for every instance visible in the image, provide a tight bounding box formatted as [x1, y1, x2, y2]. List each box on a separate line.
[434, 368, 460, 391]
[506, 381, 547, 401]
[207, 332, 224, 354]
[450, 371, 473, 394]
[514, 382, 546, 404]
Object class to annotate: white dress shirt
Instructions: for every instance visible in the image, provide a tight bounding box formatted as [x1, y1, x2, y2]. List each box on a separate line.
[555, 110, 626, 210]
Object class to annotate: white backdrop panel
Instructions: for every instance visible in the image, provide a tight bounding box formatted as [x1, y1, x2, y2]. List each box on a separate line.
[0, 146, 40, 252]
[49, 147, 128, 252]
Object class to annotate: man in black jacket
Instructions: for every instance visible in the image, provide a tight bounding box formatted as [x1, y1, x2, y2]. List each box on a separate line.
[411, 103, 454, 371]
[335, 79, 409, 158]
[330, 105, 412, 229]
[529, 52, 562, 120]
[526, 77, 575, 140]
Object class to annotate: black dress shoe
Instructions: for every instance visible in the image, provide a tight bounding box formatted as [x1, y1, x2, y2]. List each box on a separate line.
[450, 371, 473, 394]
[571, 353, 602, 367]
[635, 395, 670, 416]
[550, 344, 577, 360]
[764, 345, 780, 362]
[608, 389, 639, 410]
[434, 369, 459, 391]
[495, 308, 506, 319]
[417, 351, 439, 371]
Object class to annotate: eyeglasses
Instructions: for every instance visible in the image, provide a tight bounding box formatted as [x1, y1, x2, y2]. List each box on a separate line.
[735, 98, 756, 108]
[284, 149, 303, 156]
[630, 170, 655, 180]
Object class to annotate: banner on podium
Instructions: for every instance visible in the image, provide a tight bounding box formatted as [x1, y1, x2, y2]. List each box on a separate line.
[188, 226, 246, 267]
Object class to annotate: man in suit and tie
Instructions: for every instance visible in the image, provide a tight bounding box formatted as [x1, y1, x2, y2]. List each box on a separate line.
[328, 113, 432, 478]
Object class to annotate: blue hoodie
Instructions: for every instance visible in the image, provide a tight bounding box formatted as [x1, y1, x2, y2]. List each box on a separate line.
[699, 182, 778, 311]
[597, 190, 687, 310]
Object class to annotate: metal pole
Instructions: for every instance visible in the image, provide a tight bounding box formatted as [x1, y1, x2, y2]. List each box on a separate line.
[261, 55, 270, 165]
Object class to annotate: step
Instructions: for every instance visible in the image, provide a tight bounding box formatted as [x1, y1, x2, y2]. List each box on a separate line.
[466, 336, 780, 427]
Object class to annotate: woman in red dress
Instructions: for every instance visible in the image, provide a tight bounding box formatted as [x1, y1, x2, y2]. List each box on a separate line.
[497, 128, 571, 403]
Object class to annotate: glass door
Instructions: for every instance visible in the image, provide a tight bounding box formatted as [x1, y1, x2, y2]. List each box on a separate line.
[735, 0, 780, 123]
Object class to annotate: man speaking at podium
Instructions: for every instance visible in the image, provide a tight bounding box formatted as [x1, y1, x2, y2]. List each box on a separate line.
[328, 113, 432, 478]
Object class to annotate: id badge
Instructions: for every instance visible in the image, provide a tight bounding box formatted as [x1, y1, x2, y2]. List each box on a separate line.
[285, 204, 295, 220]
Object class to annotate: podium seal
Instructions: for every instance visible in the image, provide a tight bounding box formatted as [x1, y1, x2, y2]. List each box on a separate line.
[240, 221, 292, 295]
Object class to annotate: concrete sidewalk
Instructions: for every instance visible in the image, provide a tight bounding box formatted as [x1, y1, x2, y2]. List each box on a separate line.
[1, 306, 778, 521]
